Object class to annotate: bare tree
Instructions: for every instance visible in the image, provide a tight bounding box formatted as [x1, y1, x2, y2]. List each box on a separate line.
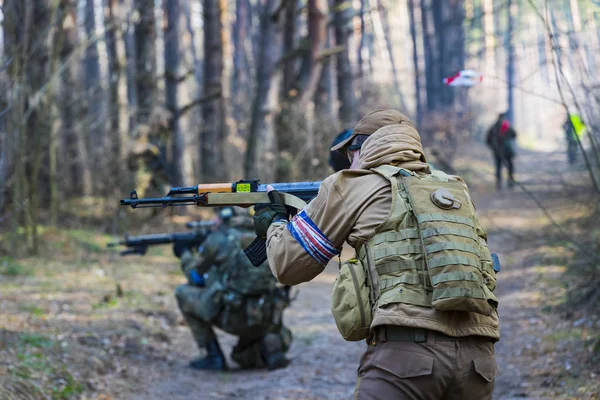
[233, 0, 251, 134]
[282, 0, 298, 95]
[105, 0, 131, 188]
[376, 0, 406, 109]
[201, 0, 232, 182]
[244, 0, 283, 182]
[134, 0, 157, 126]
[3, 0, 53, 253]
[506, 0, 515, 122]
[408, 0, 423, 126]
[84, 0, 106, 183]
[334, 0, 355, 127]
[421, 0, 465, 111]
[164, 0, 185, 186]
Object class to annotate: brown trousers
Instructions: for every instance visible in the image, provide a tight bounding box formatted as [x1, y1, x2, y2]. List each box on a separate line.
[354, 332, 496, 400]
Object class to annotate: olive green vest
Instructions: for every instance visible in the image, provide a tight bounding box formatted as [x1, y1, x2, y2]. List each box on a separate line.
[357, 165, 498, 317]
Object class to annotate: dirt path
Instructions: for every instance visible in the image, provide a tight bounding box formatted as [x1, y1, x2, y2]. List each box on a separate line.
[126, 147, 597, 400]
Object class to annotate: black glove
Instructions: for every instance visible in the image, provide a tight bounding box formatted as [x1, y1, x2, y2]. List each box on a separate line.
[253, 190, 288, 238]
[173, 240, 192, 259]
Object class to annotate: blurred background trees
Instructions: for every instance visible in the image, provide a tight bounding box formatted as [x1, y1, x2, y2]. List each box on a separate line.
[1, 0, 599, 254]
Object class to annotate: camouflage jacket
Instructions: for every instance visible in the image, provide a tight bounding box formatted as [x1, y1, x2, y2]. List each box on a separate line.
[181, 224, 279, 296]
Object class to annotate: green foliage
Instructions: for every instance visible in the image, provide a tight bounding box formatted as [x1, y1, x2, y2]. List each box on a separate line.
[51, 371, 84, 400]
[14, 351, 52, 378]
[92, 296, 120, 310]
[19, 303, 47, 317]
[65, 229, 106, 253]
[19, 333, 55, 349]
[0, 256, 33, 276]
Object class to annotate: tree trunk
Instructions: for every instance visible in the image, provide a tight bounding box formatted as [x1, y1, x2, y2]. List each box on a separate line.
[165, 0, 185, 186]
[124, 0, 138, 130]
[233, 0, 251, 134]
[420, 0, 435, 111]
[300, 0, 327, 104]
[358, 0, 367, 79]
[84, 0, 106, 188]
[244, 0, 283, 182]
[376, 0, 406, 110]
[315, 25, 335, 119]
[282, 0, 298, 94]
[4, 0, 53, 252]
[48, 0, 68, 225]
[407, 0, 423, 126]
[105, 0, 131, 189]
[506, 0, 515, 122]
[57, 3, 93, 197]
[422, 0, 465, 111]
[201, 0, 231, 182]
[334, 0, 355, 128]
[135, 0, 157, 126]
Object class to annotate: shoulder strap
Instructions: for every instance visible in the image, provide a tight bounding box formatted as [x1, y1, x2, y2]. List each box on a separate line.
[371, 165, 415, 180]
[429, 169, 451, 182]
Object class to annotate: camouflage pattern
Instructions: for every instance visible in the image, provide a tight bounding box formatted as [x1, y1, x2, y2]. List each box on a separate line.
[175, 217, 292, 368]
[127, 107, 172, 197]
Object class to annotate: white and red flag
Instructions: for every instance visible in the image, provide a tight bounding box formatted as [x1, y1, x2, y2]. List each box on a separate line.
[443, 70, 483, 87]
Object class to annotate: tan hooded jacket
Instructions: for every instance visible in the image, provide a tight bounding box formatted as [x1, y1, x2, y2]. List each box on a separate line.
[266, 113, 499, 340]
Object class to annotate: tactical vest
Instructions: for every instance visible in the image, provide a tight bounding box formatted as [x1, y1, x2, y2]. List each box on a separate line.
[357, 165, 498, 317]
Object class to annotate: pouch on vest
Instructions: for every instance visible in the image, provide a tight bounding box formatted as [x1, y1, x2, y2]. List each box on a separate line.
[330, 259, 372, 341]
[402, 175, 498, 316]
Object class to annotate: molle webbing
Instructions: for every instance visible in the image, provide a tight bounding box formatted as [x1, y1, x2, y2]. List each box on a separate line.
[421, 227, 478, 241]
[432, 287, 487, 302]
[380, 272, 432, 290]
[376, 259, 423, 275]
[430, 271, 480, 286]
[373, 245, 423, 260]
[425, 242, 482, 258]
[427, 255, 480, 270]
[416, 214, 475, 228]
[372, 229, 420, 244]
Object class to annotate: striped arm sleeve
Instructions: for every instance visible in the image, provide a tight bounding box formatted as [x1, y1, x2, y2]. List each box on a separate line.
[287, 209, 341, 265]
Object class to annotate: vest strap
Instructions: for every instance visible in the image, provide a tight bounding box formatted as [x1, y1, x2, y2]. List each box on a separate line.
[420, 226, 478, 242]
[427, 255, 480, 270]
[425, 242, 482, 258]
[380, 272, 432, 290]
[374, 245, 423, 261]
[417, 213, 475, 228]
[376, 259, 422, 275]
[431, 271, 481, 286]
[373, 229, 420, 245]
[432, 287, 487, 301]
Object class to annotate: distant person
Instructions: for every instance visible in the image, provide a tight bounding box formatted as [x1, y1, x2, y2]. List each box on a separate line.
[486, 112, 517, 190]
[562, 114, 585, 165]
[328, 129, 353, 172]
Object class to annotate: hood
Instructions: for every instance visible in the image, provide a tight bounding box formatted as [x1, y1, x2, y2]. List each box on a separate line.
[356, 123, 431, 173]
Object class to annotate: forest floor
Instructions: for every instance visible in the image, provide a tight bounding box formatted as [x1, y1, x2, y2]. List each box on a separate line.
[1, 142, 599, 400]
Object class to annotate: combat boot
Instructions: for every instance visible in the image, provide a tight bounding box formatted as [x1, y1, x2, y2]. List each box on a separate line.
[263, 351, 289, 371]
[260, 333, 290, 371]
[189, 340, 228, 371]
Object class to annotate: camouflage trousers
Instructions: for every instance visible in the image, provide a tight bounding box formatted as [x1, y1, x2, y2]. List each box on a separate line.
[175, 284, 292, 369]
